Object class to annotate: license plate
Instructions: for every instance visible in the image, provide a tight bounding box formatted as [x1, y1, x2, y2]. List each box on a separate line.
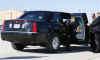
[14, 24, 20, 28]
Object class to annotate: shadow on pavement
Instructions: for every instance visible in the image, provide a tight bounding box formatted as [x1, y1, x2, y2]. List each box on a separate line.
[22, 45, 92, 54]
[0, 56, 47, 60]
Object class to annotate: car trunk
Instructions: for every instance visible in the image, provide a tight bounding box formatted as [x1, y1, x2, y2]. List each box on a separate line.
[2, 19, 48, 33]
[2, 20, 37, 32]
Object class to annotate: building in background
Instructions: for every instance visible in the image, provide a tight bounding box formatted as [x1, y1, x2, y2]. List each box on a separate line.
[0, 10, 24, 24]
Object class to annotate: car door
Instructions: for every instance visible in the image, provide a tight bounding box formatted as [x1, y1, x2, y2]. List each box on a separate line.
[75, 16, 86, 41]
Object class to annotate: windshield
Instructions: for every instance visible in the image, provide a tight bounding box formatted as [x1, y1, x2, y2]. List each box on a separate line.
[19, 12, 51, 21]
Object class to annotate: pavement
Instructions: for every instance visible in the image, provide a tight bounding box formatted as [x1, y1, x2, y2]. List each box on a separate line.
[0, 36, 100, 60]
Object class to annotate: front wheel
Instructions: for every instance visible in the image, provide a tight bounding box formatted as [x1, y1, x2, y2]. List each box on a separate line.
[47, 34, 60, 52]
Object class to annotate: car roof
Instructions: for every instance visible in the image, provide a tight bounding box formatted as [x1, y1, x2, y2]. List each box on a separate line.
[24, 11, 69, 14]
[22, 11, 71, 19]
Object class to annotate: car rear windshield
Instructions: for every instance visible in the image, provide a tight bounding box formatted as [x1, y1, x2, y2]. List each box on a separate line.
[19, 12, 52, 21]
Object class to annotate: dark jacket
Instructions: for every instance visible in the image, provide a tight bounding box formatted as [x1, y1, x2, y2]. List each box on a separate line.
[90, 16, 100, 33]
[65, 20, 78, 34]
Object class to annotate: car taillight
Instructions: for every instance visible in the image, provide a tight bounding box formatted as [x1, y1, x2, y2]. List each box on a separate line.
[32, 22, 37, 32]
[2, 21, 5, 31]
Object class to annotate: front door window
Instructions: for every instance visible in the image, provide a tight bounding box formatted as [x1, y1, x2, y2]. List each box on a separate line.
[75, 17, 85, 40]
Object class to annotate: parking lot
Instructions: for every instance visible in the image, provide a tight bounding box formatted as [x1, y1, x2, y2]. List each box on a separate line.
[0, 35, 100, 60]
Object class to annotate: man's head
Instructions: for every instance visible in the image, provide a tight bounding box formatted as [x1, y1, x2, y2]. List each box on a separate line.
[70, 17, 76, 23]
[92, 12, 100, 20]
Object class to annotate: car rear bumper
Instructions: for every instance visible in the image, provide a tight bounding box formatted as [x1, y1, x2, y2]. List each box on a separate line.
[1, 31, 48, 44]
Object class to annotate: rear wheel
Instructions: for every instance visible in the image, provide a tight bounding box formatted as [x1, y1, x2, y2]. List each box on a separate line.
[47, 34, 60, 52]
[12, 43, 25, 51]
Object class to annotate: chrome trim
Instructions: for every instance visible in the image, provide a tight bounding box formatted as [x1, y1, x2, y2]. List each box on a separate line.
[2, 31, 38, 34]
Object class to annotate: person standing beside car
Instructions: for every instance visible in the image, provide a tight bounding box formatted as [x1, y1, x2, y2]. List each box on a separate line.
[90, 12, 100, 53]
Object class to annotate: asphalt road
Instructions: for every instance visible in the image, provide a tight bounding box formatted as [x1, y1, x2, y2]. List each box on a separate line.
[0, 36, 100, 60]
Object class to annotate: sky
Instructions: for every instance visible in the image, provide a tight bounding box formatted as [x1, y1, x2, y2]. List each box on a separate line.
[0, 0, 99, 23]
[0, 0, 99, 12]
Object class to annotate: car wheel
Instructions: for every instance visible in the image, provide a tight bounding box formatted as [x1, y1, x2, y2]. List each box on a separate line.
[47, 34, 60, 52]
[12, 43, 25, 51]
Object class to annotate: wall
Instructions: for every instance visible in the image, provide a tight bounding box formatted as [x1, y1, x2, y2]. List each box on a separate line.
[0, 10, 23, 24]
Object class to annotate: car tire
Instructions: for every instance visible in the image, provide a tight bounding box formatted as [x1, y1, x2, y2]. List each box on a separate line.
[12, 43, 25, 51]
[47, 34, 60, 52]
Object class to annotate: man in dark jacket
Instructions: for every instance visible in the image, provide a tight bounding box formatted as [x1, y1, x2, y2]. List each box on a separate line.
[64, 17, 78, 48]
[90, 12, 100, 52]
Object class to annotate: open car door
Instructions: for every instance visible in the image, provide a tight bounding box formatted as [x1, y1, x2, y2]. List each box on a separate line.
[71, 13, 88, 41]
[75, 16, 85, 41]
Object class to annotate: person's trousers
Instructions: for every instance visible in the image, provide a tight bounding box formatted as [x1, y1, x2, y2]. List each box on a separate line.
[95, 33, 100, 51]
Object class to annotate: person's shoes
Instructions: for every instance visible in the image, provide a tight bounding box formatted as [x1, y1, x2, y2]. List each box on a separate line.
[91, 49, 100, 53]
